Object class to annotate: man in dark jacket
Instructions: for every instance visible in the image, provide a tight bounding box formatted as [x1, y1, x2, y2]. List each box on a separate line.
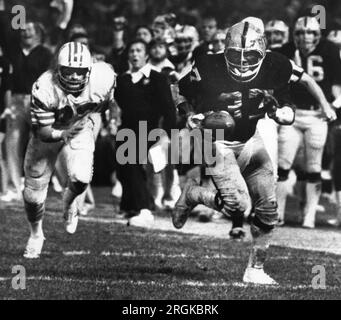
[115, 39, 176, 227]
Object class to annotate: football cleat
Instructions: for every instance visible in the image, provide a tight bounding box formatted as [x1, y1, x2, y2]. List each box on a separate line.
[23, 235, 45, 259]
[243, 267, 278, 285]
[302, 218, 315, 229]
[229, 227, 246, 240]
[172, 179, 198, 229]
[127, 209, 154, 228]
[64, 204, 79, 234]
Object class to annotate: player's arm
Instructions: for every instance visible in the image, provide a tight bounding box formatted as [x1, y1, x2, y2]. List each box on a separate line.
[31, 89, 85, 143]
[269, 84, 295, 125]
[35, 122, 85, 143]
[177, 64, 202, 128]
[298, 72, 336, 121]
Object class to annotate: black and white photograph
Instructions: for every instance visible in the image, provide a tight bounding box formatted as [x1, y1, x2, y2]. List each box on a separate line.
[0, 0, 341, 303]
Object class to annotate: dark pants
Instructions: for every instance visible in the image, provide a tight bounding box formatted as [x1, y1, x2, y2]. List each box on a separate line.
[118, 163, 153, 212]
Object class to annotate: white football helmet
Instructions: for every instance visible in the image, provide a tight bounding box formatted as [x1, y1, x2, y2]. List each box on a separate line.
[327, 30, 341, 49]
[294, 16, 321, 56]
[265, 20, 289, 49]
[57, 42, 92, 94]
[224, 21, 267, 82]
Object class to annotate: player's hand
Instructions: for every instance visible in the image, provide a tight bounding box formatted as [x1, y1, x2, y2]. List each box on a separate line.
[186, 113, 205, 129]
[321, 104, 337, 122]
[271, 106, 295, 125]
[108, 119, 118, 136]
[61, 119, 86, 143]
[1, 106, 16, 120]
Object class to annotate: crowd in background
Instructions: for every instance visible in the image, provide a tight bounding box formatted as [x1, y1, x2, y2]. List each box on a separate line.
[1, 0, 341, 230]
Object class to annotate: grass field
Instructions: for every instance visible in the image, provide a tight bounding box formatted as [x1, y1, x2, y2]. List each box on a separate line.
[0, 187, 341, 300]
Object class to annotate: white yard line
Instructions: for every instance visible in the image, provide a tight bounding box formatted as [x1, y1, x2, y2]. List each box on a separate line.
[0, 276, 338, 291]
[61, 250, 295, 261]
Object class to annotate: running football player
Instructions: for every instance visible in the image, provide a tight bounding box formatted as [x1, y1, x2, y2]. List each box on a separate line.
[171, 19, 331, 285]
[23, 42, 116, 258]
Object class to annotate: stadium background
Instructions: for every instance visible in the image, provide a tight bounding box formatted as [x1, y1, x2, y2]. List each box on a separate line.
[3, 0, 341, 46]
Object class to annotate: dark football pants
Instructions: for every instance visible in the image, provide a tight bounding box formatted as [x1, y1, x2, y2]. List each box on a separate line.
[203, 131, 278, 229]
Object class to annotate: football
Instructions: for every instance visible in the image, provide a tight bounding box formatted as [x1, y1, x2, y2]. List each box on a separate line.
[202, 111, 235, 139]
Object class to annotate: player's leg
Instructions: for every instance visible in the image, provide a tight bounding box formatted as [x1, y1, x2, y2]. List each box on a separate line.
[277, 124, 303, 225]
[321, 123, 335, 203]
[172, 140, 249, 229]
[242, 134, 278, 285]
[257, 117, 279, 176]
[302, 118, 328, 228]
[23, 137, 62, 258]
[62, 114, 101, 234]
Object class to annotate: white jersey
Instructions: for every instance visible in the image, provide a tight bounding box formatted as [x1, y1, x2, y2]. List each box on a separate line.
[31, 62, 116, 128]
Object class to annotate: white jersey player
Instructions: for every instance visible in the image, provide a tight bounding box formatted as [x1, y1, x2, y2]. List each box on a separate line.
[23, 42, 116, 258]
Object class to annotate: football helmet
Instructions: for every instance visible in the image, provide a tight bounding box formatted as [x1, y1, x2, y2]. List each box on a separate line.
[327, 30, 341, 49]
[57, 42, 92, 94]
[174, 25, 199, 56]
[224, 21, 267, 82]
[294, 16, 321, 56]
[265, 20, 289, 49]
[242, 17, 265, 33]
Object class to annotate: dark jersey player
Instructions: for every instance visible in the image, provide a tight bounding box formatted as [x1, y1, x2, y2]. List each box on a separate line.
[276, 16, 341, 229]
[171, 19, 322, 285]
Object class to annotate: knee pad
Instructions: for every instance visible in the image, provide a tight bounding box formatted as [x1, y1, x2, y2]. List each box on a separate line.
[277, 168, 290, 182]
[253, 201, 278, 232]
[69, 180, 88, 196]
[306, 172, 321, 183]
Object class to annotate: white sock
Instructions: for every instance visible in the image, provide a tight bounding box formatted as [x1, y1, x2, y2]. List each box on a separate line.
[29, 220, 43, 238]
[276, 180, 288, 222]
[303, 182, 321, 225]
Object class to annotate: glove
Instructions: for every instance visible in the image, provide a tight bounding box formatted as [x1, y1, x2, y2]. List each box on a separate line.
[269, 105, 295, 125]
[186, 113, 205, 129]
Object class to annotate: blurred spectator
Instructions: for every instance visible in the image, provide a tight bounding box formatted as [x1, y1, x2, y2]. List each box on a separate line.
[115, 39, 176, 227]
[106, 16, 129, 74]
[67, 24, 106, 62]
[48, 0, 74, 50]
[193, 15, 217, 60]
[135, 25, 153, 44]
[2, 21, 52, 202]
[170, 25, 199, 79]
[210, 29, 226, 54]
[148, 38, 175, 74]
[0, 45, 12, 196]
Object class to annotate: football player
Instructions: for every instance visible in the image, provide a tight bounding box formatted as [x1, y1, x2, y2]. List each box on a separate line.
[23, 42, 116, 258]
[276, 16, 341, 228]
[171, 19, 330, 285]
[265, 20, 289, 50]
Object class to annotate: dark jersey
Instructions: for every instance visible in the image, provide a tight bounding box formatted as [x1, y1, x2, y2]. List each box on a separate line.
[179, 51, 302, 142]
[278, 40, 341, 108]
